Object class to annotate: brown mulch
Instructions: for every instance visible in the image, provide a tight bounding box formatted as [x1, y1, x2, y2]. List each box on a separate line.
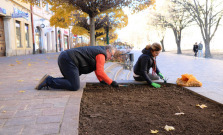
[79, 83, 223, 135]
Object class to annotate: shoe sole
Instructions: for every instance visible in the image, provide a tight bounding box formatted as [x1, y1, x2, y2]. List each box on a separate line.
[35, 74, 49, 90]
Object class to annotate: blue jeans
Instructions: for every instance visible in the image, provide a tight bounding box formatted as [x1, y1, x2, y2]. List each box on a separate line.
[198, 50, 203, 57]
[47, 51, 80, 91]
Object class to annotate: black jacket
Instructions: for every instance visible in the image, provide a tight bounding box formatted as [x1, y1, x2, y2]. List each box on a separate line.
[66, 46, 107, 74]
[193, 45, 198, 52]
[133, 48, 160, 84]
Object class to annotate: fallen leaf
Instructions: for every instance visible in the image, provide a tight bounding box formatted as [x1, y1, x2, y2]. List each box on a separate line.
[175, 112, 185, 115]
[16, 61, 22, 64]
[196, 104, 207, 109]
[35, 79, 39, 81]
[2, 110, 6, 113]
[45, 62, 48, 64]
[9, 64, 14, 66]
[28, 63, 32, 66]
[19, 90, 25, 93]
[17, 80, 24, 82]
[150, 130, 159, 134]
[164, 125, 175, 131]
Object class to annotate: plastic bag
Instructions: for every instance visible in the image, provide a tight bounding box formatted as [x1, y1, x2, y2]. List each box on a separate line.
[176, 74, 202, 87]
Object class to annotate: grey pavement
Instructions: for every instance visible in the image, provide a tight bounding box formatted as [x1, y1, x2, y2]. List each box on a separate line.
[0, 50, 222, 135]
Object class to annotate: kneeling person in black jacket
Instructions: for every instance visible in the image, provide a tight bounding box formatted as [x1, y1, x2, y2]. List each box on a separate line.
[133, 43, 164, 88]
[35, 45, 119, 91]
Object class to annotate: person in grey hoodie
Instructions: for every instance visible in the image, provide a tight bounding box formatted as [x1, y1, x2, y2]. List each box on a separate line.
[133, 43, 164, 88]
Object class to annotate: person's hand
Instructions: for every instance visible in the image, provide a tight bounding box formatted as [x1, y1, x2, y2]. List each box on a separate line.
[158, 72, 164, 79]
[111, 81, 119, 87]
[151, 82, 161, 88]
[100, 81, 107, 85]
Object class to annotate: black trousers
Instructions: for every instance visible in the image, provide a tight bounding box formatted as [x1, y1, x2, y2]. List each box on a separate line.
[47, 51, 80, 91]
[133, 73, 159, 81]
[194, 51, 198, 57]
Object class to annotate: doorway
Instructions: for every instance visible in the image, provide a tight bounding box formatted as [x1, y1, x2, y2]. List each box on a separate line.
[0, 17, 5, 56]
[35, 27, 42, 53]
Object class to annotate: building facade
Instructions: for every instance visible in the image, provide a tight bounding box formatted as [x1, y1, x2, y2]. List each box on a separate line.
[0, 0, 33, 56]
[32, 1, 55, 54]
[0, 0, 85, 57]
[32, 1, 72, 54]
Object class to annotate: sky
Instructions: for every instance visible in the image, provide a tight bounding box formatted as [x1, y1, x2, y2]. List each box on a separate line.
[116, 0, 223, 51]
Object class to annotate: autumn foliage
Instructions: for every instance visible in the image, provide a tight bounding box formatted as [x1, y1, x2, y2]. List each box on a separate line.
[23, 0, 156, 46]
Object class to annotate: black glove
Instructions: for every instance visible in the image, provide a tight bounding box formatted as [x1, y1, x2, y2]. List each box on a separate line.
[100, 81, 107, 85]
[111, 81, 119, 87]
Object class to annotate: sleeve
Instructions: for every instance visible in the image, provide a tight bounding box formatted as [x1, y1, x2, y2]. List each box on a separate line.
[156, 65, 161, 75]
[94, 54, 113, 85]
[140, 56, 153, 84]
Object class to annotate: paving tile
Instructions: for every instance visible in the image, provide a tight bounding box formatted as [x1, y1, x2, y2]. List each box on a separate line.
[36, 115, 63, 124]
[0, 119, 7, 127]
[43, 97, 69, 108]
[4, 116, 36, 126]
[60, 115, 79, 135]
[64, 104, 80, 117]
[22, 123, 60, 135]
[14, 109, 42, 118]
[0, 111, 15, 119]
[42, 107, 65, 116]
[66, 96, 82, 105]
[27, 103, 54, 109]
[0, 125, 23, 135]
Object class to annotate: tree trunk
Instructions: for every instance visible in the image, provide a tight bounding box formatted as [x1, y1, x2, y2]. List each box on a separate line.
[204, 40, 212, 58]
[106, 26, 109, 45]
[90, 17, 95, 46]
[177, 39, 182, 54]
[173, 29, 182, 54]
[177, 34, 182, 54]
[160, 39, 165, 52]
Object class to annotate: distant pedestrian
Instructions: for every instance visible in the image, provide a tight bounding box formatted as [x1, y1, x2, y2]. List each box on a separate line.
[198, 41, 203, 57]
[193, 42, 199, 57]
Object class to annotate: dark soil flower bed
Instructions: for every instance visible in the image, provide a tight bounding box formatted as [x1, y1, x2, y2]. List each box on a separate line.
[79, 83, 223, 135]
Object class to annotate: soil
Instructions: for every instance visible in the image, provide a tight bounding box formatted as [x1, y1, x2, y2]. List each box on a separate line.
[79, 83, 223, 135]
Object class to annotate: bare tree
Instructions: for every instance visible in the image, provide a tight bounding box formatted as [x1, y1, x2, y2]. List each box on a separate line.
[150, 0, 193, 54]
[178, 0, 223, 58]
[149, 14, 167, 52]
[167, 2, 193, 54]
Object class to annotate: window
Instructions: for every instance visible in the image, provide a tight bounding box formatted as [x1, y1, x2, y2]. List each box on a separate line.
[16, 21, 22, 48]
[25, 24, 30, 48]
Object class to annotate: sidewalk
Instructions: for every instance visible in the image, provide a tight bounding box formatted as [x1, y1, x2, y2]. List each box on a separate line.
[0, 51, 222, 135]
[156, 51, 223, 104]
